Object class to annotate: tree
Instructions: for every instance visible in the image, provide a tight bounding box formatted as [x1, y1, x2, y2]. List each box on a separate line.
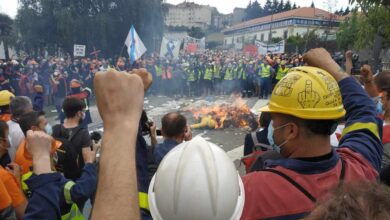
[0, 14, 14, 59]
[188, 27, 205, 39]
[16, 0, 164, 57]
[292, 3, 298, 9]
[311, 1, 315, 8]
[278, 0, 285, 12]
[264, 0, 273, 15]
[284, 0, 292, 10]
[343, 6, 351, 15]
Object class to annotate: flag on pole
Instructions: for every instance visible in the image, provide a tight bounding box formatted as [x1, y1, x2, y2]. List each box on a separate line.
[125, 25, 147, 63]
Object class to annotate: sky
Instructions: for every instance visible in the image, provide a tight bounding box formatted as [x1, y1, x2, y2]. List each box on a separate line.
[0, 0, 352, 18]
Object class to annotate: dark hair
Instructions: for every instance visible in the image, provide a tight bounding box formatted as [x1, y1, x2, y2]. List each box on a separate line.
[0, 105, 10, 114]
[259, 112, 271, 128]
[307, 181, 390, 220]
[280, 114, 338, 136]
[18, 111, 44, 136]
[62, 97, 86, 118]
[10, 96, 32, 120]
[375, 71, 390, 91]
[161, 112, 187, 138]
[0, 120, 8, 139]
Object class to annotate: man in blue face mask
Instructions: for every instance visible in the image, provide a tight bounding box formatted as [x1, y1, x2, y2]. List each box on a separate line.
[241, 48, 383, 220]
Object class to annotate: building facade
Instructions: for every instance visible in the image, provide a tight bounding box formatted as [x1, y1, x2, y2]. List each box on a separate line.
[163, 2, 213, 30]
[223, 7, 342, 48]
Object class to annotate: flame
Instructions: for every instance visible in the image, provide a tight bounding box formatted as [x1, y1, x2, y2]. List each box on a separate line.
[187, 96, 257, 129]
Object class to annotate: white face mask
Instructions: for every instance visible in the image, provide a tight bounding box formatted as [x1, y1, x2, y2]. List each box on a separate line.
[267, 120, 289, 154]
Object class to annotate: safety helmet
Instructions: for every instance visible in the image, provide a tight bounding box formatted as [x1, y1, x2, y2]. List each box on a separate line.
[70, 79, 81, 88]
[0, 90, 14, 106]
[148, 137, 245, 220]
[260, 66, 346, 120]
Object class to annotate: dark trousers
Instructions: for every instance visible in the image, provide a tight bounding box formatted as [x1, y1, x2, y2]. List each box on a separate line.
[260, 77, 271, 99]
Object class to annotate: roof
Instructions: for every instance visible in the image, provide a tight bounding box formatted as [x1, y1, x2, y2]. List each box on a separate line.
[224, 7, 342, 32]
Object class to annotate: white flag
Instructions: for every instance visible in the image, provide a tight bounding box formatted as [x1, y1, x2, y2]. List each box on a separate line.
[125, 25, 147, 63]
[160, 37, 181, 60]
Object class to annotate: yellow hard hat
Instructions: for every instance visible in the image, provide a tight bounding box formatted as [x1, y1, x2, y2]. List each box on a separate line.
[260, 66, 345, 120]
[0, 90, 14, 106]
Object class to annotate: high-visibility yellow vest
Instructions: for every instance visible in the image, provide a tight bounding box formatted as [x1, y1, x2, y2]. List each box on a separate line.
[214, 65, 221, 79]
[224, 68, 233, 80]
[204, 67, 213, 80]
[154, 65, 163, 77]
[276, 67, 289, 80]
[259, 64, 271, 78]
[236, 66, 246, 80]
[187, 69, 197, 82]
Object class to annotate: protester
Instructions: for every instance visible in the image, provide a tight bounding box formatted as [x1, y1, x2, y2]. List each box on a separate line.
[52, 97, 92, 181]
[14, 111, 60, 175]
[0, 120, 27, 220]
[8, 96, 33, 161]
[0, 90, 14, 122]
[241, 48, 382, 219]
[306, 181, 390, 220]
[153, 112, 192, 166]
[243, 112, 271, 156]
[22, 130, 97, 219]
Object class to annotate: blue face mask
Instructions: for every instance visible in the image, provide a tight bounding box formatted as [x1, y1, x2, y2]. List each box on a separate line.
[45, 124, 53, 136]
[267, 121, 289, 154]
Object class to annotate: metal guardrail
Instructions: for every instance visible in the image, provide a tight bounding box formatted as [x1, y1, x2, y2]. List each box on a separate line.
[383, 62, 390, 71]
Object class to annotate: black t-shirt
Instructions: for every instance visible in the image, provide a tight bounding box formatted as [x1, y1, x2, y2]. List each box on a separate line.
[54, 78, 67, 98]
[65, 126, 91, 168]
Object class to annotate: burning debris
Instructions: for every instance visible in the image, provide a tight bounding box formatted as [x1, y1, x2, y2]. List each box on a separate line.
[185, 96, 258, 131]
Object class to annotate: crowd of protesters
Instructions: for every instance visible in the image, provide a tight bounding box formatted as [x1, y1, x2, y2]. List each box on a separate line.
[0, 47, 389, 220]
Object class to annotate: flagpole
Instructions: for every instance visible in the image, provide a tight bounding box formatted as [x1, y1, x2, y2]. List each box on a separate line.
[119, 44, 126, 58]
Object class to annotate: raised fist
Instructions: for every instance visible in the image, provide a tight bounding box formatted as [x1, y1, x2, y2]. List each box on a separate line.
[94, 69, 144, 126]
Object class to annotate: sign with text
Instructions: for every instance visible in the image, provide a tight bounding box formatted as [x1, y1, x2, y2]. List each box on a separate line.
[255, 40, 285, 55]
[73, 44, 86, 57]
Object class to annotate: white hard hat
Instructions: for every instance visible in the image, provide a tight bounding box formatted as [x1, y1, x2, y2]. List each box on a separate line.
[148, 136, 245, 220]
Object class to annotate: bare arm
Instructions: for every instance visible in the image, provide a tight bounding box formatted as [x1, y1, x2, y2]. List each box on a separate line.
[345, 50, 353, 75]
[91, 69, 144, 220]
[360, 65, 379, 98]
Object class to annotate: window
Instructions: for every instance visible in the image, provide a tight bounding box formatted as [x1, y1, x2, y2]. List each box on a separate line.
[283, 30, 288, 39]
[224, 39, 227, 45]
[261, 34, 264, 41]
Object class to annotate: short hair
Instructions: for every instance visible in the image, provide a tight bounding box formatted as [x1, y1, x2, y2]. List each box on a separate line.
[259, 112, 271, 128]
[18, 111, 44, 136]
[0, 120, 8, 139]
[279, 114, 338, 136]
[62, 97, 86, 118]
[10, 96, 32, 120]
[161, 112, 187, 138]
[307, 181, 390, 220]
[375, 71, 390, 92]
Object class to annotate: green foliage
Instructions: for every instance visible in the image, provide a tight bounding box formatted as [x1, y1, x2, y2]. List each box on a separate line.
[188, 27, 205, 39]
[16, 0, 163, 57]
[337, 4, 390, 50]
[244, 0, 297, 21]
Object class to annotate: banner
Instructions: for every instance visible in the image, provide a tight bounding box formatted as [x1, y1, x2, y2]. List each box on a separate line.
[184, 36, 205, 53]
[255, 40, 285, 55]
[160, 37, 181, 60]
[73, 45, 86, 57]
[243, 45, 258, 57]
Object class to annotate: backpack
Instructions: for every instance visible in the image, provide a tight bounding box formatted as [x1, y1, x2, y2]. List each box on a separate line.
[241, 132, 273, 173]
[52, 124, 83, 180]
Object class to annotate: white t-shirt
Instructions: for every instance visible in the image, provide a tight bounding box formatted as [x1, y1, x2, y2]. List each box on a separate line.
[7, 120, 25, 161]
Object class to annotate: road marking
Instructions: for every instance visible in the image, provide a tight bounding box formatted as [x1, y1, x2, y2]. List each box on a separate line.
[251, 99, 268, 115]
[227, 145, 244, 161]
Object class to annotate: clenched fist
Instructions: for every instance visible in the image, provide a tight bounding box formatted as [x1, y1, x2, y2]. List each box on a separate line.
[94, 69, 144, 127]
[360, 64, 374, 83]
[303, 48, 348, 82]
[26, 130, 52, 159]
[131, 68, 153, 92]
